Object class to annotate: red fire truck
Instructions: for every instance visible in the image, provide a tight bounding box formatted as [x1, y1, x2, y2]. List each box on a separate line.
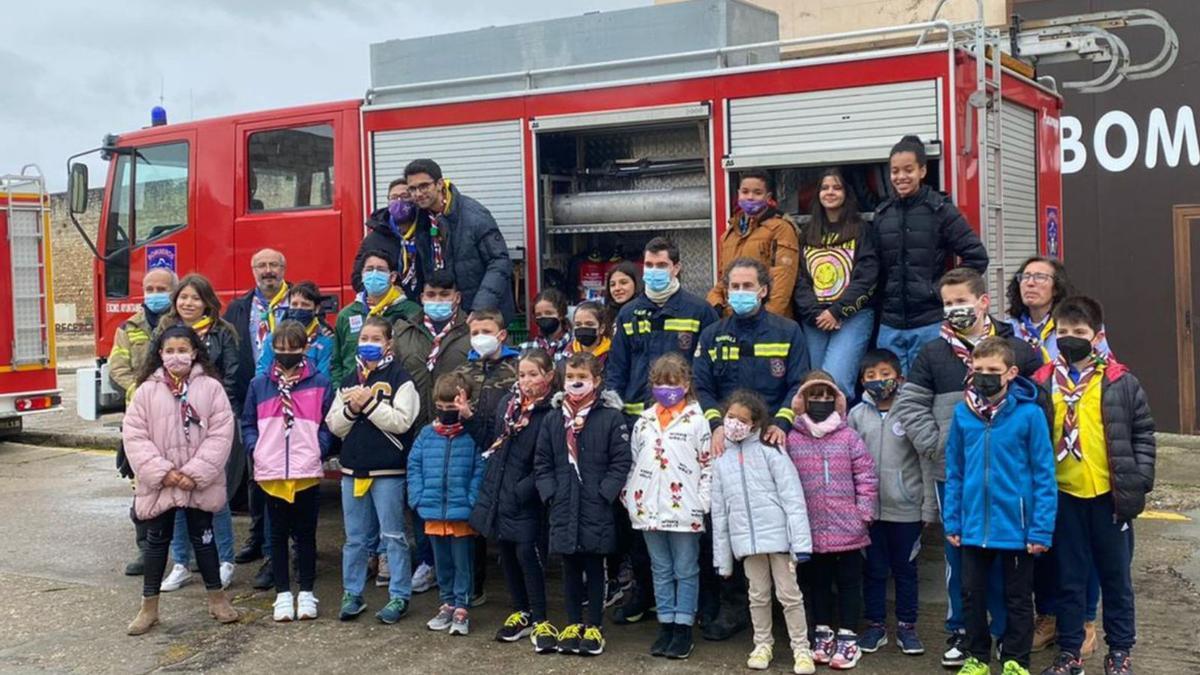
[0, 167, 61, 435]
[65, 2, 1176, 417]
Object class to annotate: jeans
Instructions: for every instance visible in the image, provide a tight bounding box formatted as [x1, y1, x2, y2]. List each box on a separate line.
[141, 507, 221, 597]
[171, 504, 235, 565]
[266, 486, 319, 593]
[803, 308, 875, 398]
[1054, 492, 1136, 654]
[801, 550, 864, 633]
[1034, 549, 1101, 621]
[864, 520, 922, 625]
[563, 553, 606, 626]
[876, 321, 942, 375]
[962, 546, 1034, 667]
[340, 476, 412, 600]
[411, 507, 435, 569]
[938, 481, 1007, 636]
[642, 530, 702, 626]
[431, 534, 474, 609]
[500, 539, 547, 622]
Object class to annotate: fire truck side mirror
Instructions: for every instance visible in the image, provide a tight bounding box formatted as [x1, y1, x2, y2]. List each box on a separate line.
[69, 163, 89, 213]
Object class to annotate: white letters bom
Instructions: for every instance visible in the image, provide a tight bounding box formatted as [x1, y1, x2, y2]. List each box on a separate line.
[1061, 105, 1199, 173]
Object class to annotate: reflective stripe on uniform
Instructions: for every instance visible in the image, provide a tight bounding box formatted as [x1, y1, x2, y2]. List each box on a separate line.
[622, 322, 635, 336]
[707, 345, 741, 361]
[109, 346, 130, 358]
[776, 408, 796, 423]
[754, 343, 790, 357]
[704, 408, 721, 421]
[663, 318, 700, 332]
[624, 402, 646, 415]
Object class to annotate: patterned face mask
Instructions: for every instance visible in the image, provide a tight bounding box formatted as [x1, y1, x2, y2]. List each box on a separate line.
[724, 416, 752, 442]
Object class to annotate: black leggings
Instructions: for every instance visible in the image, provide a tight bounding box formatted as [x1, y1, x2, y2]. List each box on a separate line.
[801, 550, 865, 633]
[266, 486, 319, 593]
[141, 507, 221, 597]
[500, 539, 547, 622]
[563, 553, 606, 626]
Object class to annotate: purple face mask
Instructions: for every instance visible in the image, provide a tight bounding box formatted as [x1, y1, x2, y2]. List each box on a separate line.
[652, 385, 687, 408]
[388, 198, 414, 223]
[738, 198, 768, 217]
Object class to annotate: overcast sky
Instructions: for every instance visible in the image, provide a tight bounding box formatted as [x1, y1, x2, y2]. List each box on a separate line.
[2, 0, 648, 191]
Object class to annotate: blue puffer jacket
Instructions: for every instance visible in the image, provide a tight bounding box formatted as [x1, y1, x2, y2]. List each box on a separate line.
[407, 424, 484, 522]
[943, 377, 1057, 550]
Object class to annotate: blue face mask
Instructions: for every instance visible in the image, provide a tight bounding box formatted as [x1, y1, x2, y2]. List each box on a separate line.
[362, 269, 392, 296]
[424, 301, 454, 322]
[643, 268, 671, 293]
[728, 290, 761, 316]
[284, 308, 315, 325]
[357, 343, 384, 362]
[144, 292, 171, 314]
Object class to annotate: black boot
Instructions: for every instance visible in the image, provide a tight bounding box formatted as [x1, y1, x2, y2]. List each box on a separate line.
[252, 559, 274, 590]
[124, 521, 148, 576]
[234, 539, 264, 564]
[612, 580, 654, 624]
[666, 623, 695, 659]
[650, 622, 674, 657]
[701, 573, 750, 641]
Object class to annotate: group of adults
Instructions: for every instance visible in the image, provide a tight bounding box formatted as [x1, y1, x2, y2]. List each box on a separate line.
[109, 141, 1091, 641]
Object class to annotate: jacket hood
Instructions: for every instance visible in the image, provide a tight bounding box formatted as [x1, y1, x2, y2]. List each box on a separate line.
[791, 376, 848, 417]
[1004, 376, 1040, 405]
[550, 389, 623, 411]
[365, 205, 415, 237]
[467, 344, 520, 362]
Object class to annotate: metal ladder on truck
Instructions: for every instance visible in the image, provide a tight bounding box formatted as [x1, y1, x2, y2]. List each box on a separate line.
[1, 166, 53, 367]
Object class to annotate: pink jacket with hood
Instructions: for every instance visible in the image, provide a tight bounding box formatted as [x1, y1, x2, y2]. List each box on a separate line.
[122, 365, 235, 520]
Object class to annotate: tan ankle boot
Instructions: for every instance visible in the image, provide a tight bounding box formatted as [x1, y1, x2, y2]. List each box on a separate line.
[207, 590, 239, 624]
[127, 596, 160, 635]
[1032, 614, 1057, 651]
[1080, 621, 1098, 658]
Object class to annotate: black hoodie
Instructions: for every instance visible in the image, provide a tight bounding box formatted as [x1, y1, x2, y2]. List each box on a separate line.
[351, 206, 423, 302]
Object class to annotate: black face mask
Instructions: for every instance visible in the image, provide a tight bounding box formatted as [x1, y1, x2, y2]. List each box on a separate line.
[574, 327, 599, 347]
[972, 373, 1005, 399]
[807, 399, 836, 422]
[535, 317, 561, 337]
[437, 408, 461, 425]
[1057, 336, 1093, 364]
[275, 352, 304, 370]
[284, 308, 316, 325]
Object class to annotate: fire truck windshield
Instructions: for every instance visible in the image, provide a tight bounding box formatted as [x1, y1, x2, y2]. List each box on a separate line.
[103, 141, 189, 298]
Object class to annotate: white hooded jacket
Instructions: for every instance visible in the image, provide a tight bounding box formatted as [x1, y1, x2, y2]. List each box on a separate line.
[622, 401, 713, 533]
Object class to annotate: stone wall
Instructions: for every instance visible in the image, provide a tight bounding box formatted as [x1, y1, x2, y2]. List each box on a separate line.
[48, 188, 102, 337]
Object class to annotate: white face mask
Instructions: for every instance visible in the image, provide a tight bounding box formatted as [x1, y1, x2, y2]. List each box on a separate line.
[470, 334, 501, 358]
[724, 416, 752, 442]
[565, 379, 595, 400]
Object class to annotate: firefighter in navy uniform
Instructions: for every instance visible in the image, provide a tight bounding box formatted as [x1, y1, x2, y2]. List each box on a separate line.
[693, 257, 810, 641]
[604, 236, 718, 625]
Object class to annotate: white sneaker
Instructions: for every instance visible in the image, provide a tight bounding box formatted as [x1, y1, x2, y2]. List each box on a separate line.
[273, 591, 296, 622]
[219, 562, 235, 589]
[411, 562, 437, 594]
[375, 555, 391, 587]
[160, 563, 192, 592]
[297, 591, 319, 620]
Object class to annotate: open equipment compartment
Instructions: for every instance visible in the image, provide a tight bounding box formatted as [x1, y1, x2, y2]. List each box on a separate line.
[533, 104, 715, 303]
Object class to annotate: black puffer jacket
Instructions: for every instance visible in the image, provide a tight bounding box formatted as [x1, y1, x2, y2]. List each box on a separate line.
[351, 206, 423, 302]
[1032, 359, 1156, 521]
[874, 185, 989, 328]
[534, 391, 632, 555]
[414, 184, 515, 321]
[469, 393, 554, 543]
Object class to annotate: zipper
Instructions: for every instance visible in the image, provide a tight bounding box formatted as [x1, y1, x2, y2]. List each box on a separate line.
[441, 435, 453, 520]
[982, 422, 991, 547]
[738, 445, 757, 555]
[1020, 497, 1026, 530]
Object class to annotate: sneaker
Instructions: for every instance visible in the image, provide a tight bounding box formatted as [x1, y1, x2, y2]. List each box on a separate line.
[829, 634, 862, 670]
[580, 625, 606, 656]
[665, 623, 693, 659]
[943, 631, 969, 667]
[159, 563, 192, 592]
[273, 591, 296, 622]
[297, 591, 318, 620]
[376, 597, 408, 624]
[470, 591, 488, 608]
[604, 579, 624, 608]
[650, 622, 673, 657]
[531, 621, 559, 654]
[1104, 650, 1131, 675]
[449, 608, 470, 636]
[252, 559, 274, 590]
[219, 562, 235, 590]
[957, 657, 991, 675]
[1041, 651, 1085, 675]
[793, 648, 816, 675]
[1004, 660, 1032, 675]
[338, 592, 366, 621]
[411, 562, 437, 594]
[897, 622, 925, 655]
[557, 623, 583, 654]
[427, 604, 455, 631]
[1033, 615, 1058, 652]
[375, 555, 390, 587]
[812, 626, 836, 665]
[859, 623, 888, 653]
[495, 611, 532, 642]
[747, 643, 774, 670]
[1081, 621, 1099, 659]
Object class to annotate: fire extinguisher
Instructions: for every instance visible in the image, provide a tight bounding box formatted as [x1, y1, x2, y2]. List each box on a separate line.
[578, 249, 608, 303]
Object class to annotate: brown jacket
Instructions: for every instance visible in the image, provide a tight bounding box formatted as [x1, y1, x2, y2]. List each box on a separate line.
[707, 209, 801, 319]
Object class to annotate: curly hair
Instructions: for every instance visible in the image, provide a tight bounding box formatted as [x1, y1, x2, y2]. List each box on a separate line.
[1006, 256, 1074, 319]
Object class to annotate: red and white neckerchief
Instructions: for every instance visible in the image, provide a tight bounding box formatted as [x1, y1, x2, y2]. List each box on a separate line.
[429, 215, 446, 271]
[561, 392, 597, 481]
[536, 333, 572, 361]
[423, 311, 459, 372]
[964, 385, 1006, 422]
[484, 386, 543, 459]
[1052, 354, 1105, 462]
[940, 316, 996, 385]
[434, 419, 464, 438]
[272, 363, 302, 440]
[166, 371, 202, 441]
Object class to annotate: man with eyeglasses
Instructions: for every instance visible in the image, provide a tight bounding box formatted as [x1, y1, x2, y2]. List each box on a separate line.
[352, 177, 422, 302]
[403, 158, 515, 322]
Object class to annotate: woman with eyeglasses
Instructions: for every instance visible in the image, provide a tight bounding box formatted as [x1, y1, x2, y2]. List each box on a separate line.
[353, 177, 422, 302]
[1006, 256, 1110, 364]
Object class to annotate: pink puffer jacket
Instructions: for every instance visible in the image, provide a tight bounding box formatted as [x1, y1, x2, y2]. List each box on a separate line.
[122, 366, 234, 520]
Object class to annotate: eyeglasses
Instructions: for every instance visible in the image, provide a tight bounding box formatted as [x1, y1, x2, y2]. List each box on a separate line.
[1017, 272, 1054, 285]
[407, 181, 437, 195]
